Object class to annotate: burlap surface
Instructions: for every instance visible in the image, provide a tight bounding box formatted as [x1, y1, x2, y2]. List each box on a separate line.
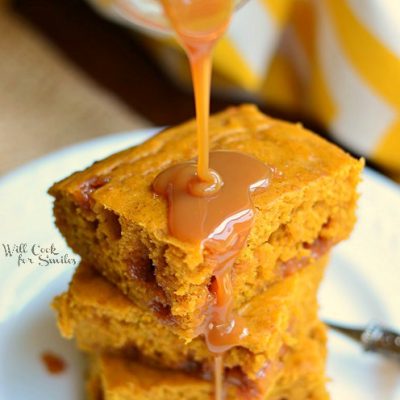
[0, 2, 148, 176]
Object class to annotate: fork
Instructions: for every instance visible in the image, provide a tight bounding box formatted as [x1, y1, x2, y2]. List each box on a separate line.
[325, 320, 400, 361]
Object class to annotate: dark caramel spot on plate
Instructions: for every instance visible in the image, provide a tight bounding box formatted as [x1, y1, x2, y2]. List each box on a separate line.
[41, 351, 66, 375]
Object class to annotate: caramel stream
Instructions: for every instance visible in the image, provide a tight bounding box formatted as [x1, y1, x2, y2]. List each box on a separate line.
[155, 1, 270, 399]
[160, 0, 233, 181]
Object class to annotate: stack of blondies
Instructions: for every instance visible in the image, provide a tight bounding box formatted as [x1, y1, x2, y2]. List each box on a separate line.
[50, 105, 362, 400]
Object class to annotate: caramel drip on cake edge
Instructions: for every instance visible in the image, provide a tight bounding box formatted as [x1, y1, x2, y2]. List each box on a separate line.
[153, 151, 271, 399]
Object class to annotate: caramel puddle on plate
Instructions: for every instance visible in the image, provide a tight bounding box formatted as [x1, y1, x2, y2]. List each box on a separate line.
[41, 351, 67, 375]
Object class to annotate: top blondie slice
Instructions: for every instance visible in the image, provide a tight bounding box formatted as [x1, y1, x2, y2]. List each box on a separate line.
[49, 105, 363, 339]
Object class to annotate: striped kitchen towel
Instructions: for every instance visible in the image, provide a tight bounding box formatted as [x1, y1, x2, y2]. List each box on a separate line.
[90, 0, 400, 178]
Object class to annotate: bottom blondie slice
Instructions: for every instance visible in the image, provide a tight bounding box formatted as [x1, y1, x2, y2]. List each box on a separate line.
[53, 255, 328, 379]
[86, 324, 328, 400]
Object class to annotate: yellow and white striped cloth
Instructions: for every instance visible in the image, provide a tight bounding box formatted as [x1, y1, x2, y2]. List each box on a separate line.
[91, 0, 400, 178]
[214, 0, 400, 178]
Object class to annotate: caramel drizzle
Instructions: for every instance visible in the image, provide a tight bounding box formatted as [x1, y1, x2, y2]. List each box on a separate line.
[153, 2, 268, 399]
[160, 0, 233, 181]
[153, 151, 270, 398]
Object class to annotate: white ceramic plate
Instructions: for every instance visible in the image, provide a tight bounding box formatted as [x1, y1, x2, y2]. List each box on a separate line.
[0, 129, 399, 400]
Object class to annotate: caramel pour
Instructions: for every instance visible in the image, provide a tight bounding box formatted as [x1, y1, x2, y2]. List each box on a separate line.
[214, 355, 224, 400]
[153, 151, 270, 398]
[156, 2, 258, 399]
[160, 0, 233, 182]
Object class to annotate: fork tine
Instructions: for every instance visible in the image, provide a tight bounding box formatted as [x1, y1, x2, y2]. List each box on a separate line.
[324, 320, 364, 342]
[325, 320, 400, 361]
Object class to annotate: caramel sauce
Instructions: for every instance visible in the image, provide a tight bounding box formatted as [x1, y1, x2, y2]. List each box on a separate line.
[76, 175, 110, 209]
[214, 355, 224, 400]
[41, 351, 66, 375]
[153, 151, 270, 398]
[153, 151, 269, 244]
[154, 1, 270, 398]
[160, 0, 233, 182]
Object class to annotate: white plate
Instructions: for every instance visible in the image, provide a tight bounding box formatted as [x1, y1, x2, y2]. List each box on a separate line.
[0, 129, 399, 400]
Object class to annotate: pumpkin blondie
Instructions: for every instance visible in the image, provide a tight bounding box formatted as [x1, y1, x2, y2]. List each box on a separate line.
[49, 104, 362, 339]
[53, 255, 327, 380]
[85, 323, 328, 400]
